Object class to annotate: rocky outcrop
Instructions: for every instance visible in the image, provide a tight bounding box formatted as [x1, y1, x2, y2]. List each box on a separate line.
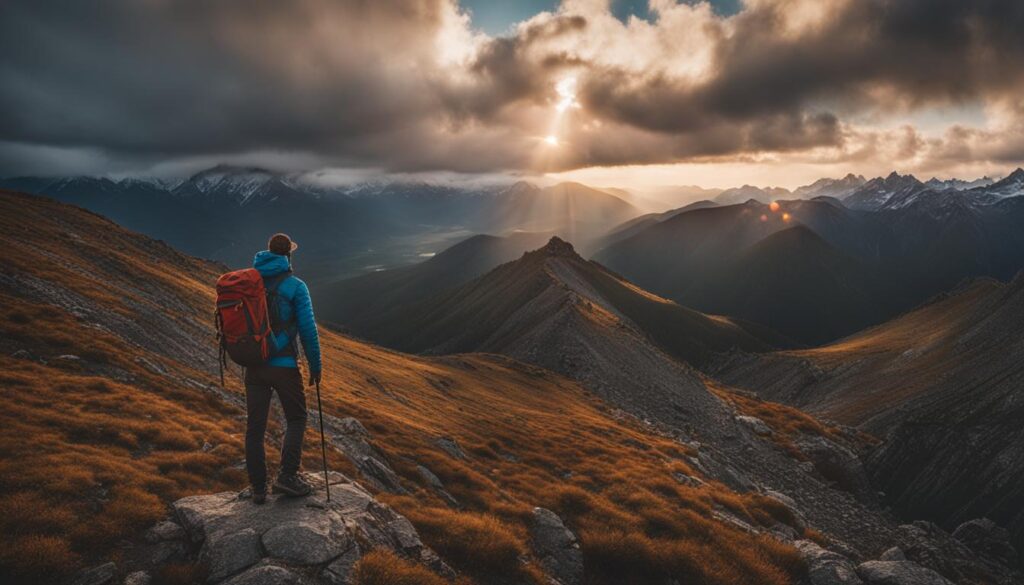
[795, 436, 875, 503]
[855, 560, 953, 585]
[952, 518, 1018, 569]
[318, 415, 406, 494]
[529, 507, 583, 585]
[894, 521, 1022, 585]
[132, 472, 449, 585]
[794, 540, 863, 585]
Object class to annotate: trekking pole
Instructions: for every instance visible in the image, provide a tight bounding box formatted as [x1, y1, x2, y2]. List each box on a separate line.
[314, 379, 331, 502]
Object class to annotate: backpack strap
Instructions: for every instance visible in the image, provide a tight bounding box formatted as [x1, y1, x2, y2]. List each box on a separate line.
[264, 271, 299, 358]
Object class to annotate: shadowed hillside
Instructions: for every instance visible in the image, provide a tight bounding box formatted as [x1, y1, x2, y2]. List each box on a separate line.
[714, 275, 1024, 552]
[316, 232, 552, 330]
[0, 191, 813, 585]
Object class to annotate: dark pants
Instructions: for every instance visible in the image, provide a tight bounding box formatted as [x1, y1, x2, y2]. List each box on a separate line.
[244, 366, 307, 490]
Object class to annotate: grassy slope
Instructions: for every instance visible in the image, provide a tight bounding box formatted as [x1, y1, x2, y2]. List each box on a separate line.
[0, 191, 807, 585]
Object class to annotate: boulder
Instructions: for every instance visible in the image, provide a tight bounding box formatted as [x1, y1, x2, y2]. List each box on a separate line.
[879, 547, 906, 561]
[435, 436, 468, 460]
[795, 540, 864, 585]
[530, 507, 583, 585]
[763, 489, 808, 532]
[856, 560, 954, 585]
[321, 544, 362, 585]
[795, 436, 875, 503]
[220, 565, 301, 585]
[144, 520, 186, 544]
[261, 521, 350, 565]
[736, 415, 773, 436]
[123, 571, 151, 585]
[200, 528, 261, 582]
[952, 518, 1018, 568]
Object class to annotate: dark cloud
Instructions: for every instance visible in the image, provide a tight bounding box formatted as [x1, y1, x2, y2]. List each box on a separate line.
[1, 0, 1023, 176]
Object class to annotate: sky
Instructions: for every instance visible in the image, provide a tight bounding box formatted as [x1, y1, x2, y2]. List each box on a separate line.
[1, 0, 1023, 189]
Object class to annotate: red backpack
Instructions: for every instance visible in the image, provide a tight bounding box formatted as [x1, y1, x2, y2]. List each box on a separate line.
[214, 268, 289, 383]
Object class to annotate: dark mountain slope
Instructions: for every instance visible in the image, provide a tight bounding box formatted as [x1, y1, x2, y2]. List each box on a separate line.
[687, 226, 883, 344]
[714, 274, 1024, 552]
[596, 195, 1024, 344]
[361, 237, 779, 368]
[316, 231, 552, 329]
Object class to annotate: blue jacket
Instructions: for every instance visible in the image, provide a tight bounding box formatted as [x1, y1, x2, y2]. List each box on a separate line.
[253, 251, 322, 373]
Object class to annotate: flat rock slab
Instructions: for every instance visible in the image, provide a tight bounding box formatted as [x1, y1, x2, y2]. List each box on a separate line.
[262, 521, 350, 565]
[169, 473, 445, 584]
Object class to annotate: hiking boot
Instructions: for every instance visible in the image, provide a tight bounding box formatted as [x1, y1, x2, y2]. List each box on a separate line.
[272, 473, 312, 497]
[252, 487, 267, 505]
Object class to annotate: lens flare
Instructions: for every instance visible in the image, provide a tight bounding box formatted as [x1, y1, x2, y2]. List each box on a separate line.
[782, 212, 792, 222]
[769, 201, 780, 212]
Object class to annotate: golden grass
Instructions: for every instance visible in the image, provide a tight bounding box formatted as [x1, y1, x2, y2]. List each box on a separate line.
[353, 550, 461, 585]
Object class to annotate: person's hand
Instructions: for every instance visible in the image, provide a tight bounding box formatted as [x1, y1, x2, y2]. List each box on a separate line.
[308, 369, 322, 387]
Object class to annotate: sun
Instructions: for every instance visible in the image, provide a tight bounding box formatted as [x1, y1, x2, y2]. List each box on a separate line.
[544, 135, 559, 146]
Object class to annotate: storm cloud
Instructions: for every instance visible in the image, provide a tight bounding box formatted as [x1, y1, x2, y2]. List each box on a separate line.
[1, 0, 1023, 176]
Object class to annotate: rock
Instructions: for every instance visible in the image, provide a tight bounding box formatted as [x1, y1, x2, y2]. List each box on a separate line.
[736, 415, 773, 436]
[671, 471, 704, 487]
[763, 489, 807, 531]
[321, 544, 362, 585]
[880, 547, 906, 561]
[795, 436, 875, 503]
[262, 521, 349, 565]
[56, 354, 82, 362]
[435, 436, 468, 460]
[220, 565, 302, 585]
[894, 520, 1021, 584]
[72, 562, 117, 585]
[952, 518, 1018, 568]
[795, 540, 864, 585]
[356, 455, 406, 494]
[200, 528, 261, 582]
[144, 520, 186, 543]
[529, 507, 583, 585]
[11, 349, 33, 360]
[123, 571, 151, 585]
[416, 464, 459, 507]
[697, 450, 756, 492]
[856, 560, 954, 585]
[165, 472, 448, 583]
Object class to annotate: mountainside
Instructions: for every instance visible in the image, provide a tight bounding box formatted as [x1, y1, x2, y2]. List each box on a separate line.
[0, 190, 816, 585]
[685, 226, 882, 344]
[596, 194, 1024, 344]
[356, 237, 781, 369]
[3, 190, 1020, 585]
[316, 232, 553, 329]
[712, 274, 1024, 553]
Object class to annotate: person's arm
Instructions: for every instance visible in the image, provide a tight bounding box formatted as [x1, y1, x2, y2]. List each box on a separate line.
[292, 279, 322, 382]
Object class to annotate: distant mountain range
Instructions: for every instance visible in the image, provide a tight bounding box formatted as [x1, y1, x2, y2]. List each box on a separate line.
[594, 173, 1024, 344]
[0, 166, 638, 283]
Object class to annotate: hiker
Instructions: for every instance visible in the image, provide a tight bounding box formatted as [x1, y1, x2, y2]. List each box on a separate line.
[243, 233, 322, 504]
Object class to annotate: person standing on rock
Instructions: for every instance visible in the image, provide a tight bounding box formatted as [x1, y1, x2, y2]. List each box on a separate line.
[244, 233, 323, 504]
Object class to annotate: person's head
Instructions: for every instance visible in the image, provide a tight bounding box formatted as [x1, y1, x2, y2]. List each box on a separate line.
[268, 233, 298, 257]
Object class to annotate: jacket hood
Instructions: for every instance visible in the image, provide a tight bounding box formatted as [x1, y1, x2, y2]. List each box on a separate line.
[253, 250, 291, 277]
